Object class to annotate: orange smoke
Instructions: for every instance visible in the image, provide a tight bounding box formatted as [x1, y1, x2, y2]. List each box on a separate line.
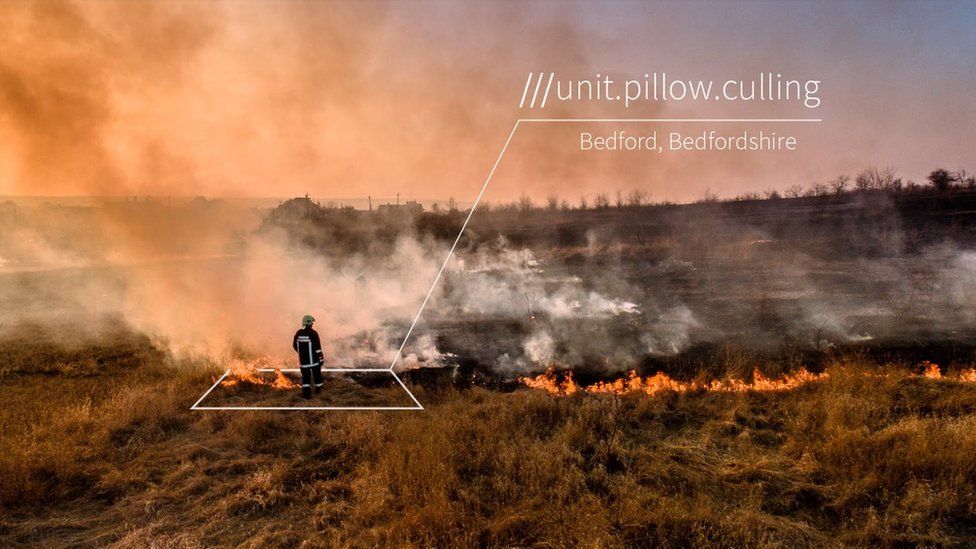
[522, 362, 976, 397]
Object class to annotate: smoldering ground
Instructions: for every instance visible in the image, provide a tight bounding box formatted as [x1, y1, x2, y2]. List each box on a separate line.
[424, 189, 976, 378]
[4, 189, 976, 380]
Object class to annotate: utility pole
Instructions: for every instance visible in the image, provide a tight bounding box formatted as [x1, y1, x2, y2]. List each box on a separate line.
[368, 195, 372, 211]
[397, 192, 400, 207]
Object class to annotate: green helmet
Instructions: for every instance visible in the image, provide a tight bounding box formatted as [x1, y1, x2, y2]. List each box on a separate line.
[302, 314, 315, 327]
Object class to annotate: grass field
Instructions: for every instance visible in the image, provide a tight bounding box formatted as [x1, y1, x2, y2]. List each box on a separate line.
[3, 329, 976, 547]
[4, 189, 976, 546]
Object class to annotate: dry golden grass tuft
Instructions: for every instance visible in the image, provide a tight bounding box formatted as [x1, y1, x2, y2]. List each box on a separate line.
[3, 334, 976, 547]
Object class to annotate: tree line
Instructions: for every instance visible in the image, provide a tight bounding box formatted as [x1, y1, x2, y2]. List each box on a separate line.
[463, 166, 975, 214]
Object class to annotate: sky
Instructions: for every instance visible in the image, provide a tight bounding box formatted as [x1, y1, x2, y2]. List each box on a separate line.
[0, 0, 973, 203]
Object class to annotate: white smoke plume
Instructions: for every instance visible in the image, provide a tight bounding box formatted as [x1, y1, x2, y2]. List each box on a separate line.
[641, 305, 702, 355]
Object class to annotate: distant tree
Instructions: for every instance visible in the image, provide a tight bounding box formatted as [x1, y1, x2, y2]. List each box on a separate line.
[447, 197, 458, 213]
[696, 188, 719, 203]
[805, 181, 829, 197]
[594, 192, 610, 209]
[735, 192, 762, 201]
[784, 184, 804, 198]
[764, 189, 781, 200]
[854, 168, 875, 191]
[878, 166, 901, 191]
[615, 190, 624, 208]
[431, 202, 440, 213]
[518, 194, 534, 213]
[579, 195, 589, 210]
[954, 168, 975, 189]
[546, 193, 559, 211]
[560, 199, 571, 211]
[855, 166, 900, 192]
[928, 168, 953, 192]
[829, 175, 850, 194]
[626, 188, 650, 207]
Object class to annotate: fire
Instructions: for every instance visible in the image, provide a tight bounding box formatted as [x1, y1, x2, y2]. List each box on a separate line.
[921, 361, 942, 379]
[522, 362, 976, 397]
[220, 357, 299, 389]
[586, 370, 698, 396]
[521, 367, 580, 395]
[521, 367, 832, 397]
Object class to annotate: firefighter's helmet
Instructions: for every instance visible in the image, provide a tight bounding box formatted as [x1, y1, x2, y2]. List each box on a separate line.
[302, 314, 315, 327]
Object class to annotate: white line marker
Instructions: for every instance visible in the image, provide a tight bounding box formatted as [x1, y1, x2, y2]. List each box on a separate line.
[387, 120, 522, 375]
[193, 406, 423, 411]
[257, 368, 391, 373]
[529, 73, 544, 108]
[539, 72, 554, 109]
[191, 368, 422, 410]
[191, 370, 230, 410]
[518, 73, 534, 109]
[390, 369, 425, 410]
[520, 118, 822, 122]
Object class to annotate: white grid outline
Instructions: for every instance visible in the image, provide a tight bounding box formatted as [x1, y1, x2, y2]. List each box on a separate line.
[193, 116, 821, 411]
[190, 367, 422, 411]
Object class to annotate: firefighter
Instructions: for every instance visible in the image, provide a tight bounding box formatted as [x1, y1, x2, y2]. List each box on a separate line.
[292, 314, 324, 398]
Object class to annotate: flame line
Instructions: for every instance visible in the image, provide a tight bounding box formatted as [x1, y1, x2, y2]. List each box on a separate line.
[522, 365, 976, 397]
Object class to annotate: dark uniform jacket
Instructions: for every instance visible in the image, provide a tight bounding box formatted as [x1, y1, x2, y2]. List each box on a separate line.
[293, 327, 324, 367]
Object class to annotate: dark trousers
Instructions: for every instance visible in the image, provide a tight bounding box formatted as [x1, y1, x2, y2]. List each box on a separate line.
[300, 364, 323, 398]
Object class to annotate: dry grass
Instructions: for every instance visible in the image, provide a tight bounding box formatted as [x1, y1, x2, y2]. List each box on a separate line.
[2, 336, 976, 547]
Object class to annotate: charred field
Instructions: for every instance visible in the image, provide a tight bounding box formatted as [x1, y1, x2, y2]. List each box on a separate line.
[3, 188, 976, 546]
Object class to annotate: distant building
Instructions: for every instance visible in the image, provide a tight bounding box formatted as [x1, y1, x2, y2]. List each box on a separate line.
[270, 196, 324, 222]
[377, 200, 424, 216]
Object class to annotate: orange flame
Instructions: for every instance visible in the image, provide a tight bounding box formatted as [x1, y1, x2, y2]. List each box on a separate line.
[522, 361, 976, 397]
[521, 367, 580, 395]
[521, 368, 827, 396]
[220, 357, 299, 389]
[921, 361, 942, 379]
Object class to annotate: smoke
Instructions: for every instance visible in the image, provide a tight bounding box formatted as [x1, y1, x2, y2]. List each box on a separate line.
[0, 200, 449, 369]
[523, 330, 555, 365]
[641, 305, 701, 355]
[0, 1, 596, 201]
[5, 193, 976, 379]
[938, 250, 976, 325]
[3, 2, 972, 205]
[438, 242, 639, 320]
[428, 238, 705, 373]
